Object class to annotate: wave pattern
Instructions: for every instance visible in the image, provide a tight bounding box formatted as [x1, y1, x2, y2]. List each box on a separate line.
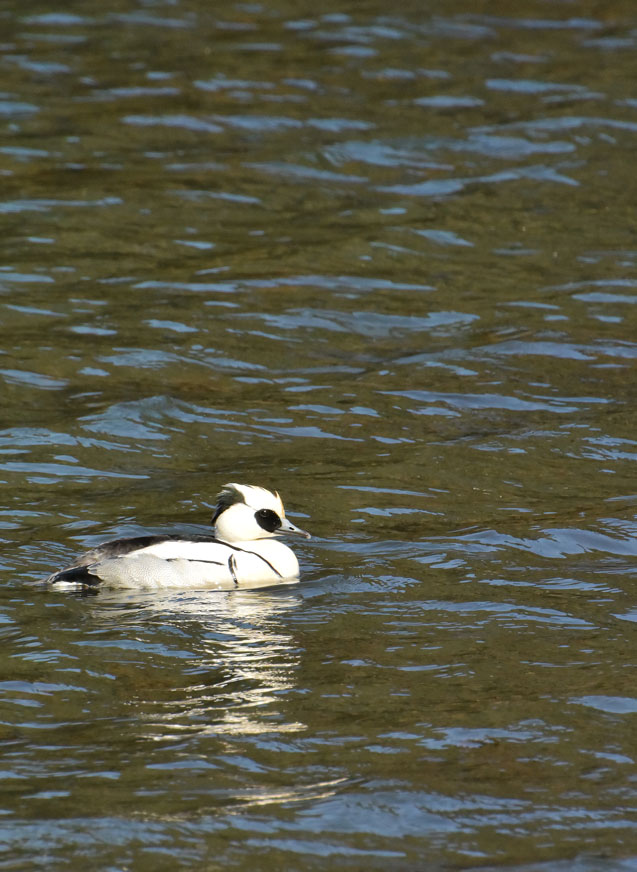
[1, 2, 637, 869]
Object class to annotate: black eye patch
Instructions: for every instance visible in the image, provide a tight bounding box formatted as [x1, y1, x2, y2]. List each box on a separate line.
[255, 508, 281, 533]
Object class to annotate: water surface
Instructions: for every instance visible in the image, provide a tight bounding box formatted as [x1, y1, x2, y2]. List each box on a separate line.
[2, 0, 637, 868]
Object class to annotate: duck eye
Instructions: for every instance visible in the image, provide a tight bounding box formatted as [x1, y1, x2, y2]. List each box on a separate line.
[255, 508, 281, 533]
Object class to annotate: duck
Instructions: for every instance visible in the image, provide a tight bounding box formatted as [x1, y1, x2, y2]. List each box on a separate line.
[47, 483, 311, 590]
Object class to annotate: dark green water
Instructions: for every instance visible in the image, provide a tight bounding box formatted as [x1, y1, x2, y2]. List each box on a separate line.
[2, 1, 637, 869]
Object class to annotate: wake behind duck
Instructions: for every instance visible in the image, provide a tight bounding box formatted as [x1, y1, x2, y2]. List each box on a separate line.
[47, 483, 310, 591]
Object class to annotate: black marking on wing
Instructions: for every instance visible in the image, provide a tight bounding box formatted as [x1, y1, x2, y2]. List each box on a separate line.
[228, 554, 239, 587]
[66, 534, 219, 566]
[48, 534, 220, 585]
[48, 565, 101, 586]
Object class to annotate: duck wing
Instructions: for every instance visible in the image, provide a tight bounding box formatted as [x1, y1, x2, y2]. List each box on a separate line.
[46, 534, 219, 585]
[84, 554, 233, 589]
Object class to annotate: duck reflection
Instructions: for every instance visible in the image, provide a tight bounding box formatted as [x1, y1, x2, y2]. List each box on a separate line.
[52, 583, 348, 811]
[84, 585, 307, 740]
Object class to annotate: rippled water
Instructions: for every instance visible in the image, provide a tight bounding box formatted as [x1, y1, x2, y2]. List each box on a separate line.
[2, 1, 637, 868]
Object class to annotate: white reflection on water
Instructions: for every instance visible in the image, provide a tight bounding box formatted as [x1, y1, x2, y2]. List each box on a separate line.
[86, 587, 307, 740]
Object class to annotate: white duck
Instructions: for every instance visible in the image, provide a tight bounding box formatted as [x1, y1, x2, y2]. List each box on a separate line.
[47, 483, 311, 590]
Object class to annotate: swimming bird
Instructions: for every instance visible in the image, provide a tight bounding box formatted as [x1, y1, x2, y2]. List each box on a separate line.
[47, 483, 311, 590]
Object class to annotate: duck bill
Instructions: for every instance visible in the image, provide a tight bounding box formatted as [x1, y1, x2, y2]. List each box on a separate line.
[279, 518, 311, 539]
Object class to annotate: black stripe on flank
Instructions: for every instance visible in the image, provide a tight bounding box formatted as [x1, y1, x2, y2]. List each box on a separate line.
[228, 554, 239, 587]
[221, 542, 283, 578]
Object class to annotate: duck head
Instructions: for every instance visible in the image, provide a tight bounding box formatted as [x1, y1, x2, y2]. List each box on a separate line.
[212, 482, 311, 543]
